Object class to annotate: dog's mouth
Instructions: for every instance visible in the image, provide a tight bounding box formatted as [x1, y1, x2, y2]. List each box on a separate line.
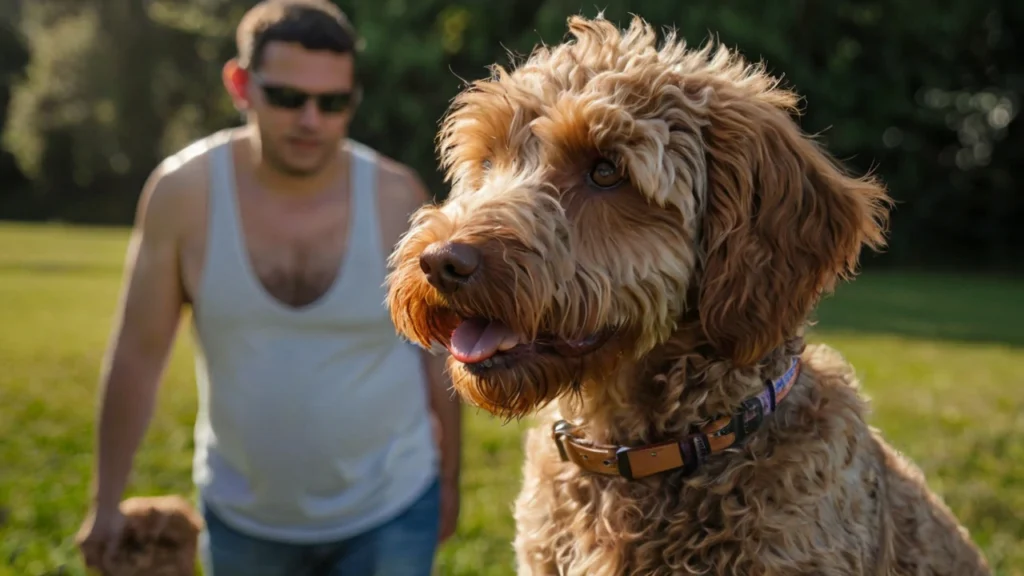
[441, 314, 613, 373]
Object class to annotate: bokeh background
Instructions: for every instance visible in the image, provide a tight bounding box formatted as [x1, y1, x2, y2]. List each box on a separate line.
[0, 1, 1022, 575]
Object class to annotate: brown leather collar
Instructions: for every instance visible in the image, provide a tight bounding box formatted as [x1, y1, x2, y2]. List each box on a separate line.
[552, 357, 802, 481]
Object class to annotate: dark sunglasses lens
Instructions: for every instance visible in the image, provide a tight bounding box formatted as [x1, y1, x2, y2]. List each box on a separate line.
[317, 93, 352, 113]
[262, 86, 308, 109]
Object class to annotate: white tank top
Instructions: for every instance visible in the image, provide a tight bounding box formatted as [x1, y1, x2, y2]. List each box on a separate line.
[189, 129, 438, 543]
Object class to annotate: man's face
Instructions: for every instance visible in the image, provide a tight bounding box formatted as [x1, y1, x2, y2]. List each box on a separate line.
[239, 41, 356, 176]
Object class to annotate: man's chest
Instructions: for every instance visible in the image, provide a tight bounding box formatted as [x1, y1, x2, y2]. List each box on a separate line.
[244, 224, 349, 308]
[181, 194, 354, 309]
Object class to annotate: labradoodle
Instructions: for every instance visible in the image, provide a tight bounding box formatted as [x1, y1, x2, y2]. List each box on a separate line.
[386, 14, 991, 576]
[104, 495, 203, 576]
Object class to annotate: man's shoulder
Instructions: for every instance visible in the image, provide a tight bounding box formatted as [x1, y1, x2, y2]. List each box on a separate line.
[135, 130, 231, 227]
[155, 129, 234, 189]
[358, 143, 431, 208]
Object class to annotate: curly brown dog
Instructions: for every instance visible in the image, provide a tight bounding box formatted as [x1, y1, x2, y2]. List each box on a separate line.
[386, 14, 991, 576]
[101, 496, 202, 576]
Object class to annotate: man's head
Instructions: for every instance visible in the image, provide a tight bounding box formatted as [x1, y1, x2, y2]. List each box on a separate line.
[223, 0, 361, 176]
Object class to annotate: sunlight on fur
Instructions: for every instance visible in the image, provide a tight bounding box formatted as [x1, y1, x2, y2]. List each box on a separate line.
[386, 13, 991, 576]
[103, 496, 203, 576]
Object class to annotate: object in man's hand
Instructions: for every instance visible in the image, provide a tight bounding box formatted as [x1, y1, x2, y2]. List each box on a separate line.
[105, 495, 203, 576]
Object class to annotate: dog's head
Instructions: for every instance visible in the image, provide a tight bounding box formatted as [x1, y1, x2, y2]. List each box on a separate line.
[107, 496, 203, 576]
[387, 15, 890, 419]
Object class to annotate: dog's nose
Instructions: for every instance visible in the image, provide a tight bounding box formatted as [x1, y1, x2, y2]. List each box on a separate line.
[419, 241, 481, 293]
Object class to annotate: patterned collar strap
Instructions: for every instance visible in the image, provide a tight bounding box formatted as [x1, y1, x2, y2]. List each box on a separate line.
[552, 357, 802, 481]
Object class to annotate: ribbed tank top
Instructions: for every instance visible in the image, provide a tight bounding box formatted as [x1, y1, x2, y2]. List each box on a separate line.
[189, 129, 438, 543]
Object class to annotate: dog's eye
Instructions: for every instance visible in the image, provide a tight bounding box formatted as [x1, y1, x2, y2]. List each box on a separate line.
[587, 159, 624, 190]
[482, 159, 493, 171]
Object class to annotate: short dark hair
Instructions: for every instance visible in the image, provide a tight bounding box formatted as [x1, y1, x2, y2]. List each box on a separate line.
[235, 0, 361, 71]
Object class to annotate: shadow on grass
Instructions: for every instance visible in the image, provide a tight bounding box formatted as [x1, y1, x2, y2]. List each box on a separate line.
[811, 271, 1024, 348]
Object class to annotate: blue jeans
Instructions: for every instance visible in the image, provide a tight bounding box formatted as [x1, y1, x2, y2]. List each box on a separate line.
[198, 479, 440, 576]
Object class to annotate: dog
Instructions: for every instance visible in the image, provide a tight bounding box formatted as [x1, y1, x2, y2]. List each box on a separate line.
[386, 13, 991, 576]
[102, 495, 203, 576]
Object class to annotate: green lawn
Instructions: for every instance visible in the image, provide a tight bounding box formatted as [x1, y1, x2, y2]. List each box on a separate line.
[1, 221, 1022, 575]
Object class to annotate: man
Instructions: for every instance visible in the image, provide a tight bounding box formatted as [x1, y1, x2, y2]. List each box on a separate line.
[75, 1, 461, 574]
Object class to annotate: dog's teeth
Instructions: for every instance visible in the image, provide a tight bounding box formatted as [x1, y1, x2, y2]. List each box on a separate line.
[497, 334, 520, 351]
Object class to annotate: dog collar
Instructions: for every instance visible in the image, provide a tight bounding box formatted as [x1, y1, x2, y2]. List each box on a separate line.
[552, 357, 801, 481]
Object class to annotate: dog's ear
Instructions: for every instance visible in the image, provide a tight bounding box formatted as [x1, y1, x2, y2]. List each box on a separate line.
[697, 89, 891, 367]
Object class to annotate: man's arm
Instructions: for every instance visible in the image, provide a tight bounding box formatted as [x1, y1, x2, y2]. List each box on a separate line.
[90, 165, 188, 514]
[421, 346, 461, 544]
[400, 171, 462, 485]
[390, 163, 462, 541]
[420, 347, 461, 484]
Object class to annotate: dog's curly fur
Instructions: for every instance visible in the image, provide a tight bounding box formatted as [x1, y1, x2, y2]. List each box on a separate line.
[103, 496, 203, 576]
[387, 14, 991, 575]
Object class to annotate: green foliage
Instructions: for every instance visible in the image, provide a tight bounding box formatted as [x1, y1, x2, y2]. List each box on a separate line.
[0, 223, 1022, 574]
[4, 6, 109, 183]
[1, 0, 1023, 268]
[0, 16, 30, 204]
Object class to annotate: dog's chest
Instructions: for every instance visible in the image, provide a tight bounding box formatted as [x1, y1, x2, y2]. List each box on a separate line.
[540, 478, 877, 575]
[515, 423, 882, 576]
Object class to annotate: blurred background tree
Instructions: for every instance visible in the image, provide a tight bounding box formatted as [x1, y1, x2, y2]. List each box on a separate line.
[1, 0, 1021, 271]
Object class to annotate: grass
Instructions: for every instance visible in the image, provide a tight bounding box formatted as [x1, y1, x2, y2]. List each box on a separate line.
[0, 220, 1022, 575]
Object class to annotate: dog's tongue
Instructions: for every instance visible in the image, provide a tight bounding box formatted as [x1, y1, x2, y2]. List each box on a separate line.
[449, 318, 517, 363]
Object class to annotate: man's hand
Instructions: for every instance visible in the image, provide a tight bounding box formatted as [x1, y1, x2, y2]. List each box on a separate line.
[75, 505, 126, 574]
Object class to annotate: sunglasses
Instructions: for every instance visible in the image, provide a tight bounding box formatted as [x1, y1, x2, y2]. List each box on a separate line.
[250, 74, 357, 114]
